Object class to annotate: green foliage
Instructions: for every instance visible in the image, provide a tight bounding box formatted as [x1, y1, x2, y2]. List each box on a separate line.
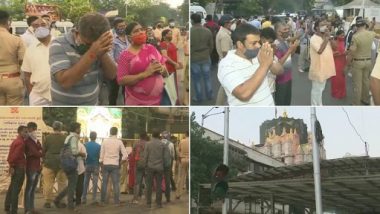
[190, 112, 248, 206]
[234, 0, 262, 17]
[190, 0, 214, 7]
[42, 107, 77, 131]
[2, 0, 185, 26]
[127, 3, 178, 26]
[0, 0, 25, 21]
[180, 0, 190, 23]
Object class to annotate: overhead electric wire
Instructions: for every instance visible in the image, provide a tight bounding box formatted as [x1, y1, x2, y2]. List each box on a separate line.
[341, 107, 369, 157]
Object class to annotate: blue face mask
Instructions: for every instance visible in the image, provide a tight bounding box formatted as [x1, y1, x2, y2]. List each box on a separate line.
[116, 28, 125, 35]
[244, 47, 259, 59]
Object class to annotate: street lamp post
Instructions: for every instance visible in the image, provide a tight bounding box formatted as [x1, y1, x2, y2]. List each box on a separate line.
[311, 107, 323, 214]
[222, 107, 229, 214]
[201, 107, 221, 128]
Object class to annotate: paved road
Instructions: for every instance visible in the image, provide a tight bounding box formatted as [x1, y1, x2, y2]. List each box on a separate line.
[0, 191, 189, 214]
[191, 52, 353, 106]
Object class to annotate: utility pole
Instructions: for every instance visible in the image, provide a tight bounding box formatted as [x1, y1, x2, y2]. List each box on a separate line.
[311, 107, 323, 214]
[222, 107, 229, 214]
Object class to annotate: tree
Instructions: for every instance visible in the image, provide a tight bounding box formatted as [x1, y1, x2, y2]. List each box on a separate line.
[42, 107, 77, 131]
[180, 0, 189, 24]
[233, 0, 262, 17]
[0, 0, 26, 21]
[190, 112, 248, 210]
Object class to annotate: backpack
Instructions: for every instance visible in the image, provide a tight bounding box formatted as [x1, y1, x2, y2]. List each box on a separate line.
[135, 141, 145, 169]
[60, 136, 78, 174]
[163, 142, 172, 169]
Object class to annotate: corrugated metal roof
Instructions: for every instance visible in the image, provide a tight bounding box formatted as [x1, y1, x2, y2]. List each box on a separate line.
[200, 157, 380, 213]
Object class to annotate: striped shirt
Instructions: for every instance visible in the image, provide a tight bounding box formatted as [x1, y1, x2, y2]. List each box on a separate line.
[49, 32, 103, 105]
[274, 39, 292, 84]
[218, 50, 274, 106]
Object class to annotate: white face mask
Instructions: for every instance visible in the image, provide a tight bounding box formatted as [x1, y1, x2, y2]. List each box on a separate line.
[230, 23, 236, 31]
[169, 22, 175, 27]
[35, 27, 50, 39]
[320, 25, 327, 33]
[29, 131, 37, 140]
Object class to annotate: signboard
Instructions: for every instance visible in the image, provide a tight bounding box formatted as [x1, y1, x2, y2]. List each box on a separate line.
[25, 4, 60, 21]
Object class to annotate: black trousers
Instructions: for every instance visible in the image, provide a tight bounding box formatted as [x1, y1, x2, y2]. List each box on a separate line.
[108, 78, 125, 105]
[275, 80, 292, 105]
[76, 173, 84, 205]
[5, 167, 25, 214]
[163, 167, 171, 201]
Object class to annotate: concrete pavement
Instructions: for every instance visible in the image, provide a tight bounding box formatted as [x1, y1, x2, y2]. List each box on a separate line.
[0, 191, 189, 214]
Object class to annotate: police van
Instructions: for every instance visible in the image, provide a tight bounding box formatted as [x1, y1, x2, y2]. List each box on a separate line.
[190, 3, 207, 25]
[10, 20, 73, 36]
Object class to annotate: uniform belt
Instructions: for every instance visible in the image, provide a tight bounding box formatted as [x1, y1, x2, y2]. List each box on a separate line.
[0, 72, 20, 79]
[353, 58, 371, 61]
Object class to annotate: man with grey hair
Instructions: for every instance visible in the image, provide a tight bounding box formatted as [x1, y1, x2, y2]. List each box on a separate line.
[49, 12, 117, 105]
[41, 121, 67, 208]
[273, 22, 299, 105]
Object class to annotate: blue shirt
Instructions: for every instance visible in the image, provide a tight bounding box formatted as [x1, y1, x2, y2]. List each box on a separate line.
[85, 141, 101, 166]
[111, 34, 129, 64]
[249, 19, 261, 29]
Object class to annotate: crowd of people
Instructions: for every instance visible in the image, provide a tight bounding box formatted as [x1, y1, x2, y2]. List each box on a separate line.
[190, 12, 380, 105]
[0, 10, 189, 106]
[5, 121, 189, 214]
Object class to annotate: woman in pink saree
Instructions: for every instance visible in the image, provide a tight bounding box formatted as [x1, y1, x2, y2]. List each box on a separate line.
[117, 22, 168, 105]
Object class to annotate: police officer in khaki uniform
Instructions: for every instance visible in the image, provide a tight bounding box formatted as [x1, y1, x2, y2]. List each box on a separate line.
[0, 10, 25, 105]
[348, 18, 380, 105]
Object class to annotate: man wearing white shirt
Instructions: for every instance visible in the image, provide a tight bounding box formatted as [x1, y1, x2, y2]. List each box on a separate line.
[76, 141, 87, 205]
[99, 127, 127, 206]
[218, 23, 278, 106]
[371, 55, 380, 105]
[21, 16, 40, 48]
[54, 122, 86, 211]
[22, 26, 52, 105]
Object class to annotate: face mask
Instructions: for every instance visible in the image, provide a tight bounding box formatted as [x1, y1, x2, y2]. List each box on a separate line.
[230, 23, 236, 31]
[74, 34, 91, 55]
[35, 27, 50, 39]
[169, 22, 175, 28]
[320, 25, 327, 33]
[75, 44, 90, 55]
[281, 32, 289, 39]
[337, 36, 345, 41]
[116, 28, 125, 35]
[131, 33, 147, 45]
[29, 131, 37, 140]
[244, 46, 260, 59]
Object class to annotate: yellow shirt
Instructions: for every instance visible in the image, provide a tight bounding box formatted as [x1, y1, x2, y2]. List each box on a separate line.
[309, 35, 336, 82]
[262, 21, 272, 29]
[0, 28, 25, 73]
[21, 41, 51, 101]
[153, 28, 162, 41]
